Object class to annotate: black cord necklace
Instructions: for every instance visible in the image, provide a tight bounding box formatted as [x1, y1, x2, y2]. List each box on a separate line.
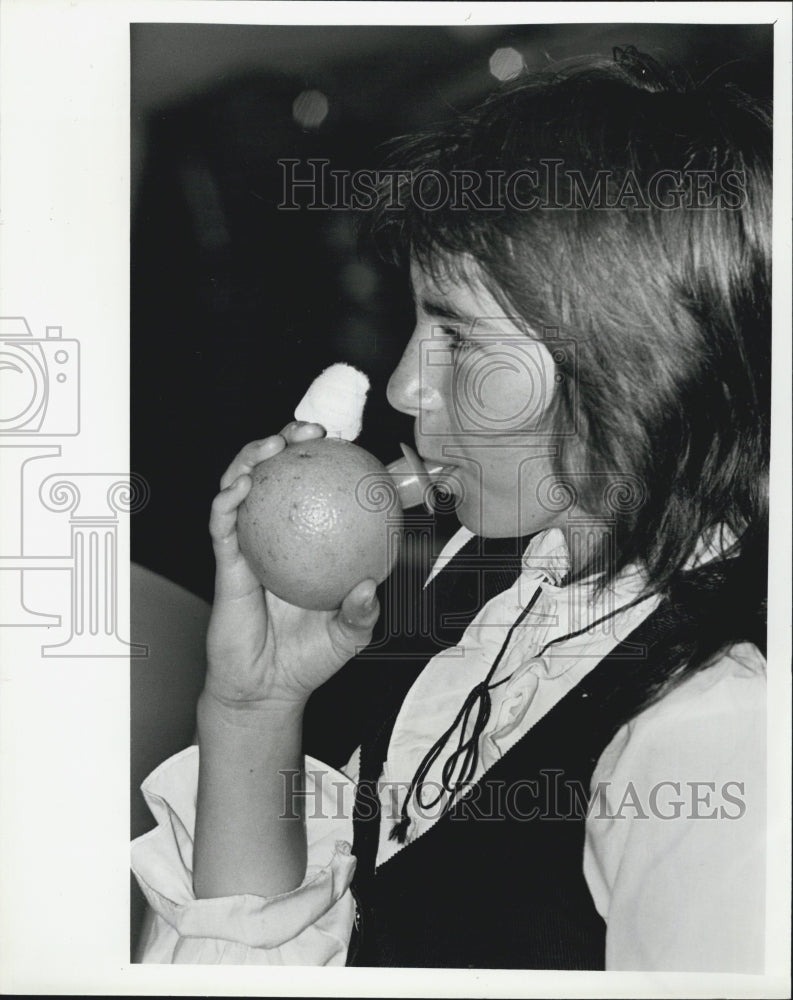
[388, 586, 656, 845]
[389, 586, 544, 844]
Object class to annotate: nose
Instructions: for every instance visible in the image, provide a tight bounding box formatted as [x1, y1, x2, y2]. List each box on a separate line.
[386, 330, 443, 417]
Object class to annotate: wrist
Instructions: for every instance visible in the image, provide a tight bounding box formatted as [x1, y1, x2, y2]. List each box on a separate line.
[197, 687, 306, 734]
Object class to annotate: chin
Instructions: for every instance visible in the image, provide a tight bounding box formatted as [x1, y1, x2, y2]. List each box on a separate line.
[455, 498, 520, 539]
[456, 495, 557, 539]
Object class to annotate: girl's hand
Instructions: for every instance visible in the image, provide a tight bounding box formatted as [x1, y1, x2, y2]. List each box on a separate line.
[204, 421, 380, 711]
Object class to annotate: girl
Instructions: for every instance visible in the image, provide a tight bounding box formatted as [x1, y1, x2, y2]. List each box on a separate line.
[132, 49, 770, 970]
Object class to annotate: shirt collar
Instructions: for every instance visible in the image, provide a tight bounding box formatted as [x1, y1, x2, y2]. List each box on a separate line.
[523, 522, 738, 639]
[429, 522, 736, 614]
[521, 527, 570, 587]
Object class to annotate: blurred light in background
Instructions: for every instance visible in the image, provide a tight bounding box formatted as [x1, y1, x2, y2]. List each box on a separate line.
[489, 47, 525, 82]
[339, 260, 380, 305]
[292, 89, 329, 128]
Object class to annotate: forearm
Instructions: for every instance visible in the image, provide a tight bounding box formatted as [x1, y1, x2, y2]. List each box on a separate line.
[193, 690, 308, 899]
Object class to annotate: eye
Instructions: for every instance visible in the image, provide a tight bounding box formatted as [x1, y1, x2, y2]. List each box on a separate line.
[440, 325, 471, 352]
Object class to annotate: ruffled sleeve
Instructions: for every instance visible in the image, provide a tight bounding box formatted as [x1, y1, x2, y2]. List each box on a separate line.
[131, 746, 357, 964]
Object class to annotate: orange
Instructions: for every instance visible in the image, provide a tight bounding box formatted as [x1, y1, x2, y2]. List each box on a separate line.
[236, 438, 404, 610]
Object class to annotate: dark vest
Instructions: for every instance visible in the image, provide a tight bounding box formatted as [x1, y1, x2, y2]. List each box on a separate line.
[345, 535, 756, 969]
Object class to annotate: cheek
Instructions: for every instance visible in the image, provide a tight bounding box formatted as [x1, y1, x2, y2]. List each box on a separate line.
[451, 341, 558, 434]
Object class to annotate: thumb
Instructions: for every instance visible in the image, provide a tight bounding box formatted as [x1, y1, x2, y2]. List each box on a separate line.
[335, 578, 380, 641]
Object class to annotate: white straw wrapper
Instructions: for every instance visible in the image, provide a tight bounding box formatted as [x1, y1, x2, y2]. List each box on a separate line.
[294, 363, 370, 440]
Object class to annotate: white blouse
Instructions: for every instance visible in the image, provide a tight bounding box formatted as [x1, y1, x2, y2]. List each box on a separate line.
[131, 528, 766, 970]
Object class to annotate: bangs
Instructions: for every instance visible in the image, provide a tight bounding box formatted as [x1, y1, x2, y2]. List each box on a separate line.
[358, 132, 516, 284]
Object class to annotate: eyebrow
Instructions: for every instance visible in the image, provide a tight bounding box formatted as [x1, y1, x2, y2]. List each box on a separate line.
[416, 293, 533, 338]
[418, 296, 473, 324]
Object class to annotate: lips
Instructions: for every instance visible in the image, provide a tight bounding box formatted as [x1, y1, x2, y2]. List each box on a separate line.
[419, 454, 454, 480]
[397, 441, 448, 482]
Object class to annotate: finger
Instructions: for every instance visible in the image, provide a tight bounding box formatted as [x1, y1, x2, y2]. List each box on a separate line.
[279, 420, 327, 444]
[220, 435, 286, 491]
[209, 474, 251, 558]
[335, 578, 380, 638]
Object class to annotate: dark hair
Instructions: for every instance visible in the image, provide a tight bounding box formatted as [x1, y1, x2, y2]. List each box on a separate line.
[361, 48, 770, 693]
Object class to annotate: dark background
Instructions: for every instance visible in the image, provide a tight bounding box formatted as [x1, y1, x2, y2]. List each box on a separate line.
[130, 21, 773, 606]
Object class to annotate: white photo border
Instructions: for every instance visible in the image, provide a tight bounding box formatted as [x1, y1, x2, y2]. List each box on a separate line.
[0, 2, 789, 996]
